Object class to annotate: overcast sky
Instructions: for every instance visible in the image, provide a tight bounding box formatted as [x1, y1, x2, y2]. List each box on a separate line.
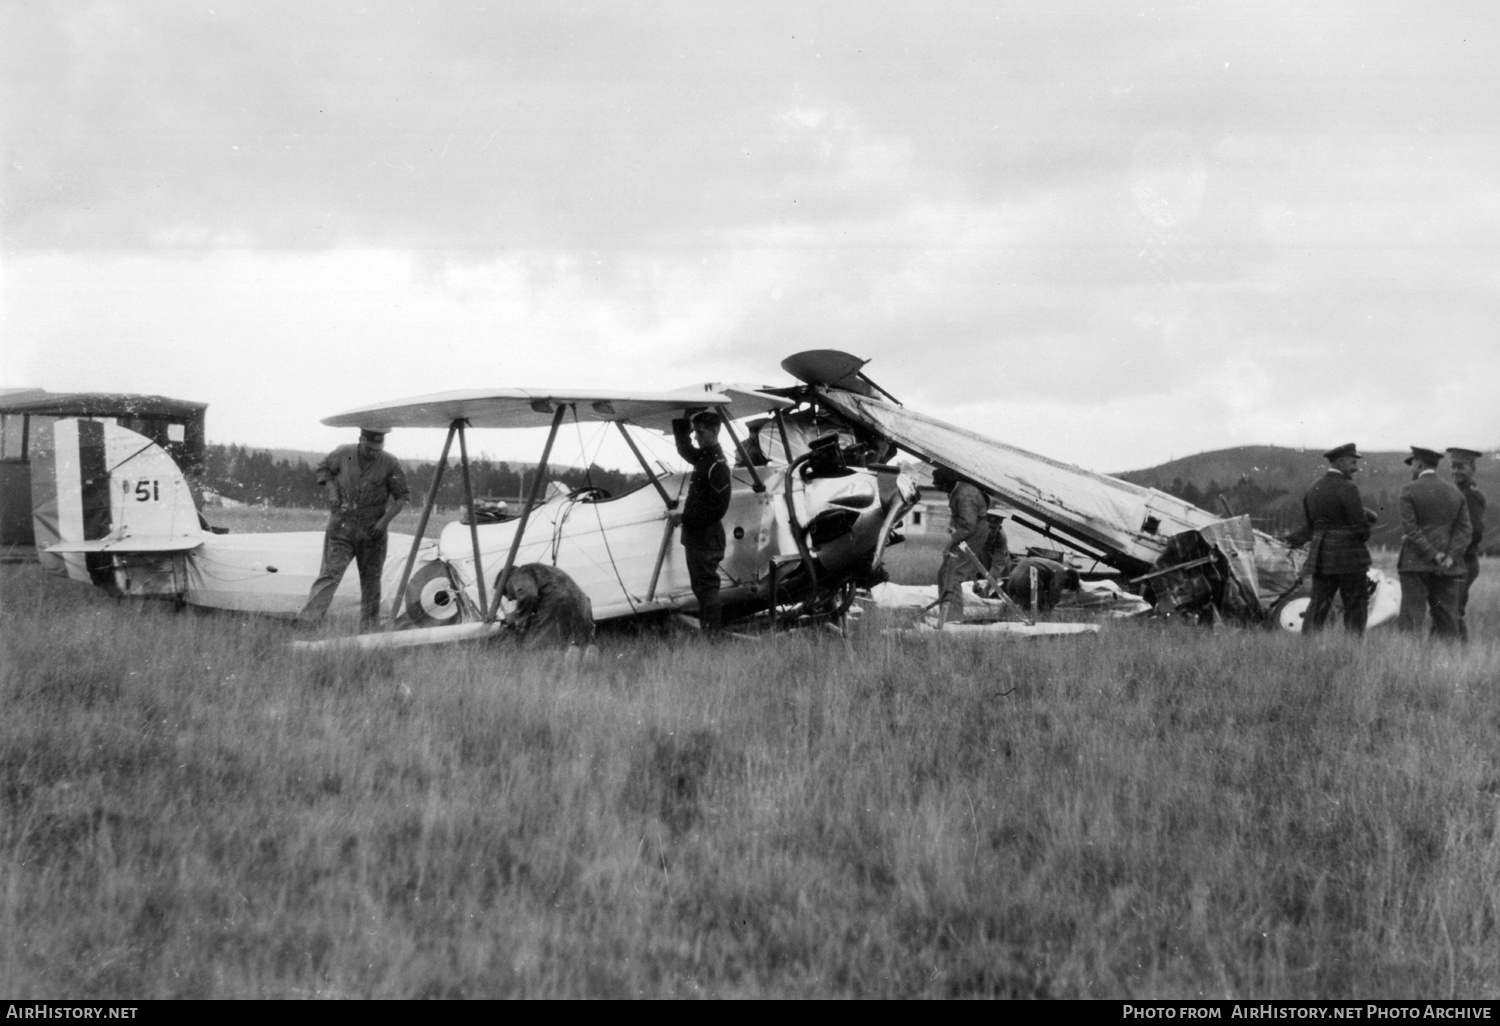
[3, 1, 1497, 474]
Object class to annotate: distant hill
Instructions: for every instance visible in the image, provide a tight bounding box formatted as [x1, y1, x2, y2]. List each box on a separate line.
[1117, 445, 1496, 553]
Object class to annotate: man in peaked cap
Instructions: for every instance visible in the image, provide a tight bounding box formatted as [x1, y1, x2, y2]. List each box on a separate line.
[672, 409, 732, 636]
[1286, 443, 1376, 634]
[1446, 447, 1486, 642]
[1396, 447, 1471, 640]
[299, 427, 410, 630]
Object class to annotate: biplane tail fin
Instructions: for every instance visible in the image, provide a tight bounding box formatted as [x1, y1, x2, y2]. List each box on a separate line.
[31, 418, 207, 581]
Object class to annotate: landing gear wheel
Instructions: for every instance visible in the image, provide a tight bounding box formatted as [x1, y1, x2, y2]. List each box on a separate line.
[405, 563, 461, 627]
[1273, 595, 1310, 633]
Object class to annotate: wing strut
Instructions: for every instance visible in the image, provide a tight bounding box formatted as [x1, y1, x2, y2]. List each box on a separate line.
[390, 422, 458, 625]
[614, 421, 675, 510]
[484, 404, 568, 623]
[455, 420, 488, 617]
[720, 419, 765, 493]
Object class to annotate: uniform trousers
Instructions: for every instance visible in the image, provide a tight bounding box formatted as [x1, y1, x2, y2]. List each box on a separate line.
[1457, 557, 1479, 643]
[681, 521, 726, 634]
[300, 520, 388, 628]
[938, 523, 991, 622]
[1304, 572, 1368, 634]
[1397, 572, 1462, 640]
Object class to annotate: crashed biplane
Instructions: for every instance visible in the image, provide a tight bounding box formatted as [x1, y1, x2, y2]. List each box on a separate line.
[28, 350, 1391, 639]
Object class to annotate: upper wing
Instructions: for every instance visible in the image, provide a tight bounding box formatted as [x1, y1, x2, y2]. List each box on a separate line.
[321, 388, 734, 431]
[815, 389, 1224, 573]
[628, 383, 795, 433]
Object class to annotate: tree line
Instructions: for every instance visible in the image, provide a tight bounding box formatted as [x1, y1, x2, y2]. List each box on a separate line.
[201, 443, 647, 508]
[1162, 475, 1290, 525]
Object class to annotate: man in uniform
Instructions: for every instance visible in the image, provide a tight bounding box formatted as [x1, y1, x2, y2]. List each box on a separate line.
[1446, 447, 1486, 642]
[1286, 443, 1375, 634]
[1397, 447, 1471, 640]
[672, 409, 732, 636]
[500, 562, 595, 648]
[933, 465, 991, 623]
[980, 508, 1010, 582]
[298, 428, 409, 630]
[1004, 555, 1081, 612]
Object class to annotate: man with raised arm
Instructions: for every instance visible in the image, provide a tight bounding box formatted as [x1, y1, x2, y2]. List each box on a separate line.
[298, 428, 409, 630]
[672, 409, 732, 636]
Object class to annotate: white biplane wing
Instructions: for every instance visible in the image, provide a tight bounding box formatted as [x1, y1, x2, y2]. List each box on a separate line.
[628, 384, 793, 433]
[321, 388, 734, 430]
[814, 389, 1221, 572]
[795, 364, 1310, 620]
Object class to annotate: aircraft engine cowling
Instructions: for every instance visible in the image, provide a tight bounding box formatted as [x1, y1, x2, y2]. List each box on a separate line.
[801, 469, 892, 576]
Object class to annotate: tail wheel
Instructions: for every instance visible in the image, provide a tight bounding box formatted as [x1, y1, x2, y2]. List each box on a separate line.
[405, 562, 461, 627]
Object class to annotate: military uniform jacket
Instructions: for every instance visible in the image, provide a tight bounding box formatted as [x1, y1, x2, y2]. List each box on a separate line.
[1287, 470, 1371, 575]
[1398, 472, 1472, 576]
[1459, 483, 1486, 560]
[502, 563, 594, 646]
[946, 481, 991, 551]
[315, 445, 410, 529]
[671, 420, 731, 530]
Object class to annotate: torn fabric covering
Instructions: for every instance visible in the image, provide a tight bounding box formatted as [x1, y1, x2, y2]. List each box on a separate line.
[817, 390, 1225, 573]
[1192, 516, 1265, 619]
[1195, 515, 1310, 614]
[1250, 529, 1307, 610]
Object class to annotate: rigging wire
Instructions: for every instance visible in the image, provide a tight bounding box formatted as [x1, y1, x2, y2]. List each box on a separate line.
[549, 412, 646, 614]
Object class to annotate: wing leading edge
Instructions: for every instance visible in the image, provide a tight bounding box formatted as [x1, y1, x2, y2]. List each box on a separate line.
[814, 389, 1225, 574]
[322, 388, 736, 431]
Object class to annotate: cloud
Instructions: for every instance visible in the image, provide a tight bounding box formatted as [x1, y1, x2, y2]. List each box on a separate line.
[4, 2, 1499, 470]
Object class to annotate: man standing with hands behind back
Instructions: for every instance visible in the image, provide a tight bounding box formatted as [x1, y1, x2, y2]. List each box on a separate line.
[1396, 446, 1471, 640]
[299, 427, 409, 631]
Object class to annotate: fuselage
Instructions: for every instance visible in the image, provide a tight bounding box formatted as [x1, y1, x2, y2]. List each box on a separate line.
[396, 461, 903, 626]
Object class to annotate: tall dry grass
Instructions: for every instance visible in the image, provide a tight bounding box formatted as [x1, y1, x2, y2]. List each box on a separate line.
[1, 558, 1497, 998]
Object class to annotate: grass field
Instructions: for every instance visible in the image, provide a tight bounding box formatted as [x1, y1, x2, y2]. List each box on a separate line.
[2, 530, 1497, 998]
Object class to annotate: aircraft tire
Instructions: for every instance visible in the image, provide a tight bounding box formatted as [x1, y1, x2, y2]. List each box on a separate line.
[1272, 594, 1310, 633]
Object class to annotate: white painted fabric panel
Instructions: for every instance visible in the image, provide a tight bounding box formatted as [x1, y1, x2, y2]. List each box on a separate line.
[821, 392, 1223, 566]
